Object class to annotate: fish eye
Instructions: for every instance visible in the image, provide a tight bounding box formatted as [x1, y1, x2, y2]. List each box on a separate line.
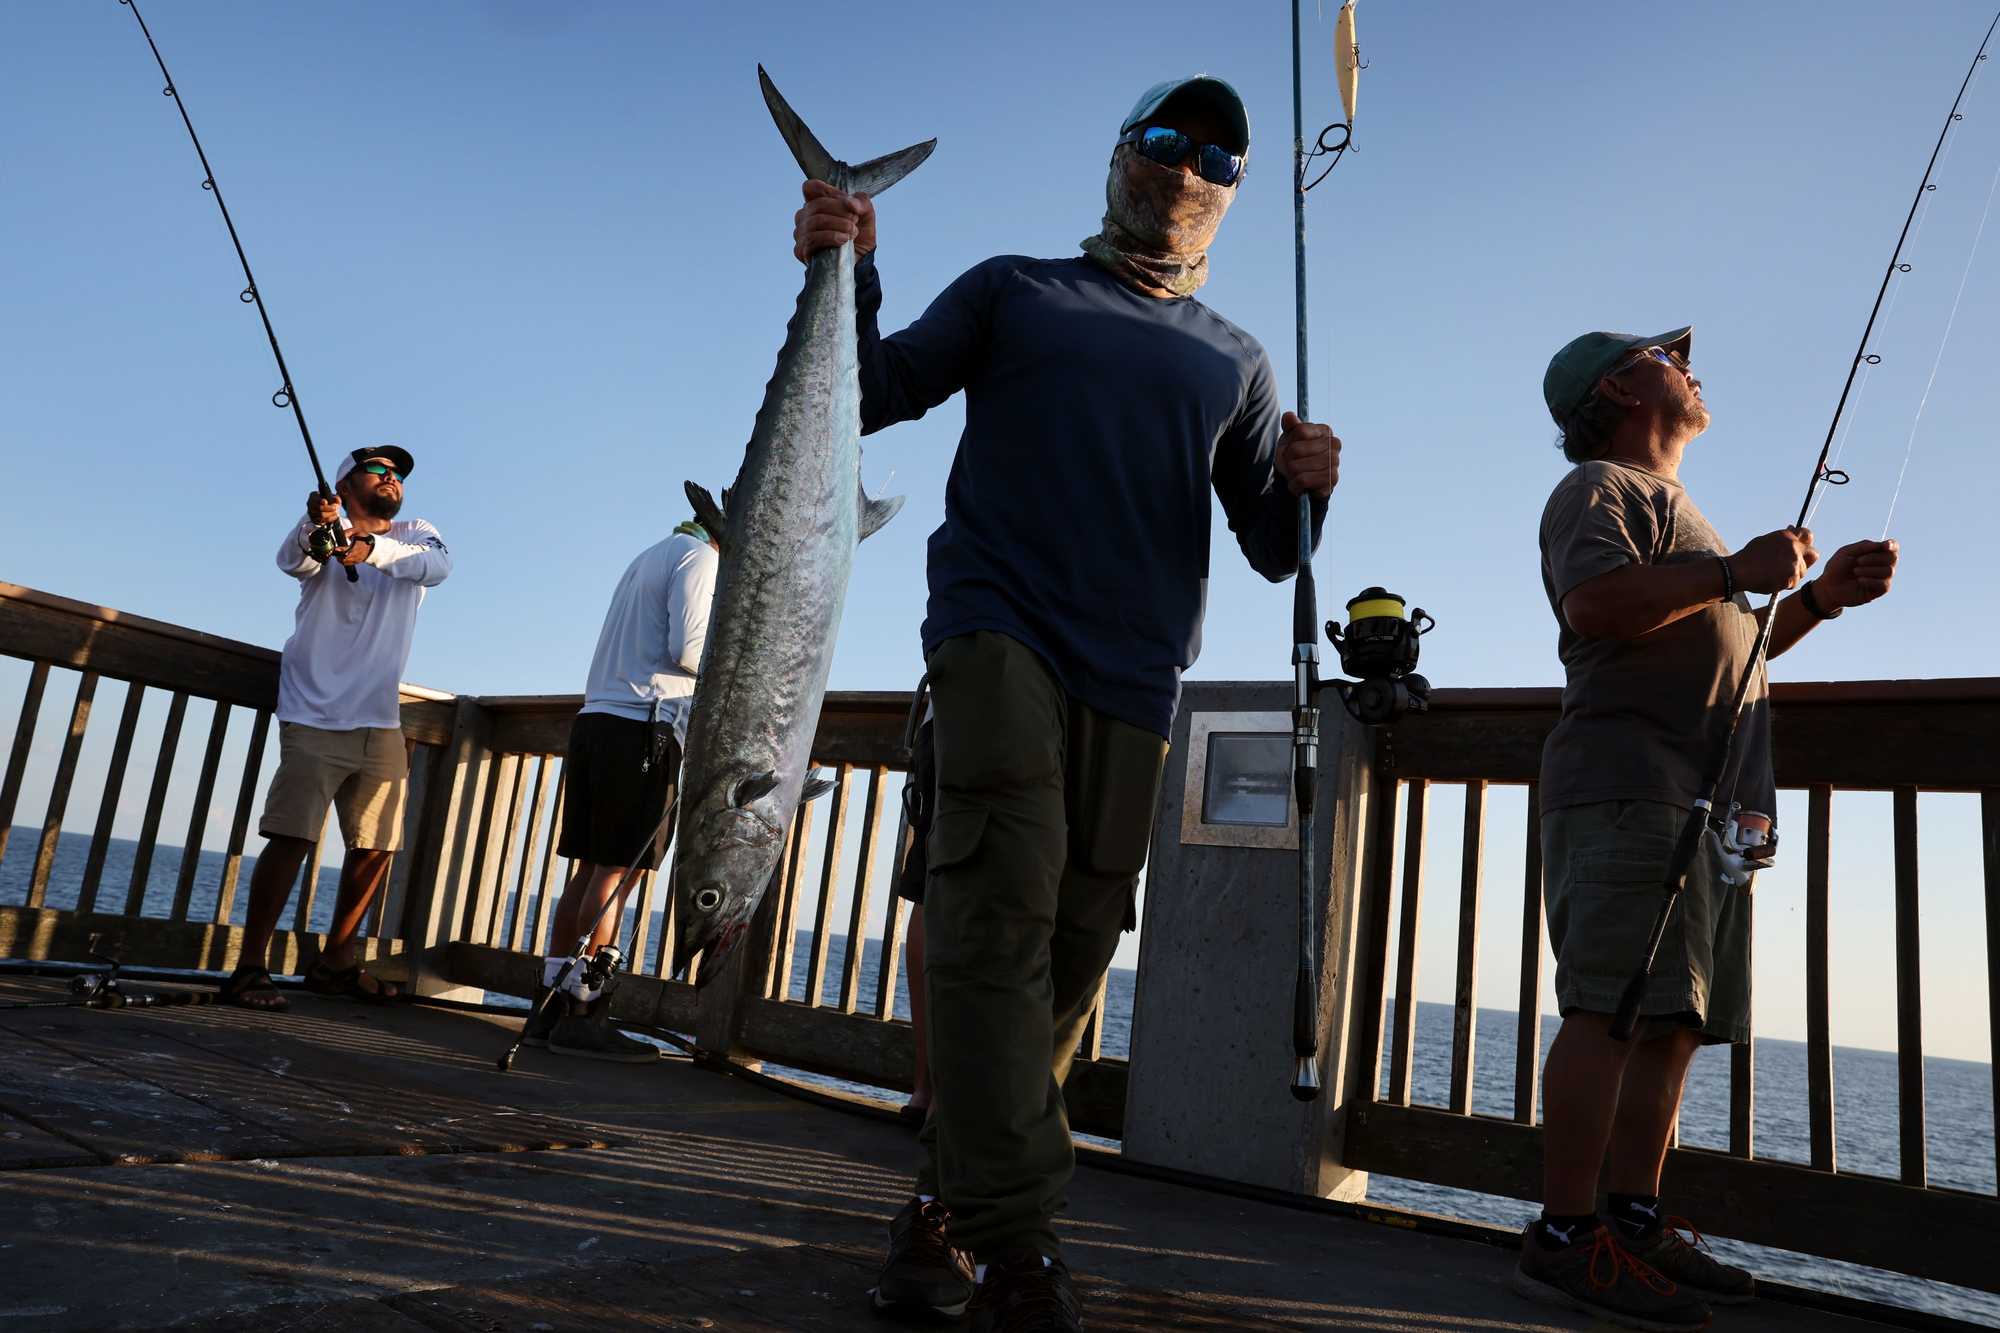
[694, 886, 724, 912]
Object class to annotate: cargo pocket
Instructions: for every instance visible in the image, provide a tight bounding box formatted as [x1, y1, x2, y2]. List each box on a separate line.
[924, 806, 989, 887]
[1564, 837, 1679, 988]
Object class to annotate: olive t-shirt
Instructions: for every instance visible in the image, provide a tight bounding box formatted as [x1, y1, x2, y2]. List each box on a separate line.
[1538, 460, 1775, 818]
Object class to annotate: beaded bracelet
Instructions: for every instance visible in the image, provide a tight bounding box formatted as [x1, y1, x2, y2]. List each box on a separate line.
[1715, 555, 1735, 604]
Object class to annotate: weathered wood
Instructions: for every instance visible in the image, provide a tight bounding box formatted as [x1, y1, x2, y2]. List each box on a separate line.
[772, 800, 814, 1000]
[507, 756, 551, 951]
[123, 690, 189, 917]
[804, 765, 852, 1008]
[480, 693, 914, 775]
[293, 810, 331, 934]
[1807, 784, 1835, 1172]
[736, 996, 1127, 1140]
[27, 671, 97, 908]
[1344, 1100, 2000, 1297]
[530, 763, 567, 958]
[0, 904, 399, 978]
[0, 661, 51, 874]
[373, 738, 433, 941]
[1985, 787, 2000, 1193]
[1731, 1026, 1755, 1160]
[1387, 778, 1428, 1107]
[78, 683, 146, 913]
[0, 582, 278, 709]
[1514, 784, 1543, 1125]
[1448, 781, 1486, 1116]
[629, 867, 659, 976]
[876, 803, 913, 1020]
[1078, 975, 1109, 1062]
[170, 702, 231, 921]
[1388, 681, 2000, 791]
[483, 754, 533, 945]
[839, 767, 888, 1014]
[457, 753, 518, 947]
[215, 709, 272, 925]
[1893, 785, 1925, 1188]
[1346, 760, 1401, 1109]
[438, 940, 700, 1034]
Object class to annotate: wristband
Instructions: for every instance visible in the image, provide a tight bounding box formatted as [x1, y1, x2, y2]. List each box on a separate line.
[1799, 579, 1843, 620]
[1715, 555, 1735, 604]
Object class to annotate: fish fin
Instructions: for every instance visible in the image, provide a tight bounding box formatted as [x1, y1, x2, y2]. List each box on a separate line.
[732, 771, 780, 807]
[685, 482, 729, 554]
[857, 476, 905, 543]
[847, 138, 936, 198]
[800, 771, 837, 803]
[758, 66, 839, 183]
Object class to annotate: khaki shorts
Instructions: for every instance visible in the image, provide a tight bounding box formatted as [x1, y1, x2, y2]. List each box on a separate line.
[259, 723, 408, 851]
[1543, 799, 1751, 1044]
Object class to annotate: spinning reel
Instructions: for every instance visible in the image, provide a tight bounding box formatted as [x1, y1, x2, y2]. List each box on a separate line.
[1323, 587, 1435, 726]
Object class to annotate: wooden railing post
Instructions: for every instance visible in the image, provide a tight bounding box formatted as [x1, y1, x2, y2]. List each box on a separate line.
[401, 696, 494, 1000]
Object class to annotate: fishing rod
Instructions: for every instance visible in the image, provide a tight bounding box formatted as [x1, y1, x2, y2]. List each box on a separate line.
[0, 936, 216, 1012]
[117, 0, 356, 583]
[1284, 0, 1363, 1104]
[1610, 11, 2000, 1042]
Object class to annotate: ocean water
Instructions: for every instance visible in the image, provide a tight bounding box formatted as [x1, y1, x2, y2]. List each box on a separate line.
[7, 833, 1996, 1323]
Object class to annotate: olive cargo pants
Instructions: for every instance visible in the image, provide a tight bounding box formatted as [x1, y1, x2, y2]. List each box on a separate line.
[914, 632, 1168, 1260]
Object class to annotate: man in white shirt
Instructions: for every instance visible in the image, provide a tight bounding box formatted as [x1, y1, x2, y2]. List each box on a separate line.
[221, 446, 452, 1011]
[523, 518, 718, 1061]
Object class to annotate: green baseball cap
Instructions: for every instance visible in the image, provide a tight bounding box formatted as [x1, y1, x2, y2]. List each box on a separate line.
[1543, 326, 1692, 427]
[1121, 76, 1250, 155]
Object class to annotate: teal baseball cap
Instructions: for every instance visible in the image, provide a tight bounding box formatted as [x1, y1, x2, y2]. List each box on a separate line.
[1121, 76, 1250, 154]
[1543, 326, 1692, 426]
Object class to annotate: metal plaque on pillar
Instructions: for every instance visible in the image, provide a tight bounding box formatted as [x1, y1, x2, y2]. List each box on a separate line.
[1123, 680, 1374, 1199]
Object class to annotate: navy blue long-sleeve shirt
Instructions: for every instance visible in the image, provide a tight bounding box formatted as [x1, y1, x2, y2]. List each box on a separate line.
[858, 253, 1326, 738]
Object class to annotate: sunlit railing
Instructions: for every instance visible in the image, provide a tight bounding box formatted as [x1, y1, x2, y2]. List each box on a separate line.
[1336, 681, 2000, 1294]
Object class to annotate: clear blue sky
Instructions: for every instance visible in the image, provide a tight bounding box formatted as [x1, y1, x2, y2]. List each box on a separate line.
[3, 2, 1998, 1060]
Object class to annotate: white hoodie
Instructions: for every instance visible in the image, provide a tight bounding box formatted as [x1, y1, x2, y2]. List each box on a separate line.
[274, 516, 452, 730]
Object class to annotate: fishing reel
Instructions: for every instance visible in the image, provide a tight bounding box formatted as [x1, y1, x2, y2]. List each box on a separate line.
[1323, 587, 1435, 726]
[579, 944, 627, 993]
[1707, 805, 1777, 888]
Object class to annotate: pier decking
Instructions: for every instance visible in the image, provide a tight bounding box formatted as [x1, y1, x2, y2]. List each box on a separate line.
[0, 975, 1917, 1332]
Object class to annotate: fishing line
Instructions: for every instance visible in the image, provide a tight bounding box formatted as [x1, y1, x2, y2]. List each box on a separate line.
[1879, 149, 2000, 539]
[117, 0, 356, 581]
[1807, 51, 1989, 529]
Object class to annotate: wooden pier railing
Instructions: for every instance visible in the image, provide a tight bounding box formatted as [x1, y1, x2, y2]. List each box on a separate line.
[1, 580, 1995, 1292]
[1336, 680, 2000, 1295]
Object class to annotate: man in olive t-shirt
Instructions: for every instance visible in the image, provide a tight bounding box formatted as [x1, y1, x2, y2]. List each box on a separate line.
[1513, 327, 1899, 1330]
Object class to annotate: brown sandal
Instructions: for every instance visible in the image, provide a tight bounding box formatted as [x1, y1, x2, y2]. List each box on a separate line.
[303, 961, 402, 1004]
[218, 965, 289, 1012]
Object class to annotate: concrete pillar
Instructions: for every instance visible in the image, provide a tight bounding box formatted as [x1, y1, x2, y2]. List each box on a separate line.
[1121, 680, 1380, 1199]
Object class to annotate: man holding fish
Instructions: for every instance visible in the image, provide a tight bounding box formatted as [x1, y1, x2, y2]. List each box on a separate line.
[795, 75, 1338, 1332]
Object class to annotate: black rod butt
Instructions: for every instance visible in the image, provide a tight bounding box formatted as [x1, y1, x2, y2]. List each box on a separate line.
[1609, 973, 1649, 1042]
[1291, 1056, 1322, 1101]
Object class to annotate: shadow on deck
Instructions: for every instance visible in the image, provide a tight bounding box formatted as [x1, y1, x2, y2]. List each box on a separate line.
[0, 975, 1917, 1332]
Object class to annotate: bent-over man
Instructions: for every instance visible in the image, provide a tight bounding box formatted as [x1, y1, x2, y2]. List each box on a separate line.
[521, 517, 718, 1062]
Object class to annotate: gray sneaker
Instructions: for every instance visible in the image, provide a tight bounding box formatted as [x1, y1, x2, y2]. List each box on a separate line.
[520, 985, 560, 1049]
[1511, 1222, 1711, 1332]
[548, 993, 659, 1063]
[1627, 1218, 1756, 1305]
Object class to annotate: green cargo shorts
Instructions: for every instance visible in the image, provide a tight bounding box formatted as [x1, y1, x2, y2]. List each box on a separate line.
[1543, 799, 1752, 1044]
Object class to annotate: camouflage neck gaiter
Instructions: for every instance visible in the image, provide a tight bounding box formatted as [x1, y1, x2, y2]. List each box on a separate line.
[1081, 145, 1235, 298]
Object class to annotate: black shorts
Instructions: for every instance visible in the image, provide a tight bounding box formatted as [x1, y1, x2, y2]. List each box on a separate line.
[893, 718, 936, 904]
[557, 711, 680, 870]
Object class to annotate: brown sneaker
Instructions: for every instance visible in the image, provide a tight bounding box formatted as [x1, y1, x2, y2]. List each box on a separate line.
[967, 1249, 1081, 1333]
[1627, 1217, 1756, 1306]
[871, 1197, 974, 1319]
[1511, 1221, 1711, 1332]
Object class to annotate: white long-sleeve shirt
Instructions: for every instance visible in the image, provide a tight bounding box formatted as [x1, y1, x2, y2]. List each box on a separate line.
[578, 532, 718, 742]
[274, 516, 452, 730]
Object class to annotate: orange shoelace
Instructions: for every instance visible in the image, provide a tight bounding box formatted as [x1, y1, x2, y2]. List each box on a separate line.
[1658, 1215, 1713, 1254]
[1585, 1226, 1680, 1296]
